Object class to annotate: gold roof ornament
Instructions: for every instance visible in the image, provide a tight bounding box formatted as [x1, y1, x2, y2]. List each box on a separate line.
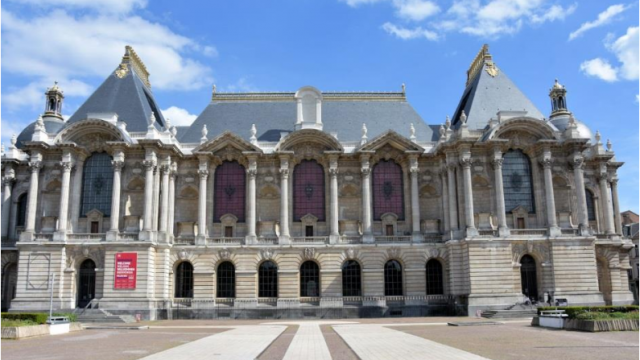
[115, 63, 129, 79]
[466, 44, 499, 86]
[116, 45, 151, 88]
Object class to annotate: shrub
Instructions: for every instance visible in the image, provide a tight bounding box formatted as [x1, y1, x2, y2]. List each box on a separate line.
[537, 305, 638, 319]
[1, 312, 77, 324]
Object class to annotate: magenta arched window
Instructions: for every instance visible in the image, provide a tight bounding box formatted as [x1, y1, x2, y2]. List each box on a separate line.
[293, 160, 325, 221]
[214, 161, 246, 222]
[372, 160, 404, 220]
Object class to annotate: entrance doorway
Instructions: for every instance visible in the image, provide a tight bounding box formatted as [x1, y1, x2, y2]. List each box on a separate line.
[77, 259, 96, 308]
[386, 225, 394, 236]
[1, 263, 18, 312]
[520, 255, 538, 301]
[305, 226, 314, 237]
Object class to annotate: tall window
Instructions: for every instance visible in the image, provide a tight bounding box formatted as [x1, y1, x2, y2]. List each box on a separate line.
[216, 262, 235, 298]
[425, 259, 444, 295]
[16, 193, 28, 227]
[214, 161, 246, 221]
[300, 261, 320, 297]
[175, 262, 194, 298]
[341, 260, 362, 297]
[502, 150, 535, 213]
[293, 160, 325, 221]
[372, 160, 404, 220]
[384, 260, 403, 296]
[81, 152, 114, 216]
[586, 189, 596, 221]
[258, 261, 278, 298]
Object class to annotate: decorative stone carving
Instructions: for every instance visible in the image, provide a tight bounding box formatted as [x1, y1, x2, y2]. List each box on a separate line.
[344, 248, 359, 260]
[387, 247, 401, 260]
[260, 249, 276, 261]
[218, 248, 231, 261]
[302, 247, 315, 260]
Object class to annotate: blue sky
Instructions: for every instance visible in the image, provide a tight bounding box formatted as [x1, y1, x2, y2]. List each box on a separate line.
[1, 0, 638, 212]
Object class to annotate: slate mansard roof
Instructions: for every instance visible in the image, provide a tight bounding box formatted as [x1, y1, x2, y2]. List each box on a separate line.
[16, 44, 561, 149]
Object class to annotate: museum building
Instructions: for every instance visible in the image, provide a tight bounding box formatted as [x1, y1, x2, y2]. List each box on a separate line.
[0, 45, 634, 318]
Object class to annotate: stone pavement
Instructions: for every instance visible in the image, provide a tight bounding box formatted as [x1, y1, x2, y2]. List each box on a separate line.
[282, 323, 332, 360]
[138, 325, 286, 360]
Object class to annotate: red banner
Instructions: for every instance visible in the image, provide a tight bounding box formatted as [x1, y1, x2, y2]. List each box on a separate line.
[114, 252, 137, 290]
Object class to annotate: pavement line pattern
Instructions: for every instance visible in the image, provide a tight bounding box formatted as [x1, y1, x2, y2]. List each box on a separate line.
[282, 323, 332, 360]
[138, 325, 287, 360]
[333, 325, 491, 360]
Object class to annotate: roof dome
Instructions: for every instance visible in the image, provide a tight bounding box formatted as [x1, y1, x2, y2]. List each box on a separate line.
[15, 117, 65, 149]
[550, 114, 593, 142]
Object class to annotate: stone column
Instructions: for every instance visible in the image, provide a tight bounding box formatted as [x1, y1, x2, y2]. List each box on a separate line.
[54, 160, 74, 240]
[491, 151, 509, 236]
[541, 151, 560, 235]
[440, 169, 450, 233]
[142, 159, 155, 232]
[361, 155, 373, 243]
[106, 156, 124, 241]
[246, 156, 257, 242]
[70, 156, 85, 233]
[460, 152, 478, 237]
[409, 155, 421, 241]
[197, 159, 209, 243]
[598, 165, 614, 235]
[329, 156, 340, 243]
[167, 163, 177, 240]
[2, 169, 15, 239]
[152, 165, 160, 231]
[159, 157, 171, 239]
[446, 163, 458, 232]
[571, 155, 589, 235]
[611, 178, 622, 235]
[21, 160, 42, 241]
[279, 156, 290, 243]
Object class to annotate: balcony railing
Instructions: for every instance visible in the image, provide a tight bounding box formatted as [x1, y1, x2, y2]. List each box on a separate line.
[1, 239, 17, 248]
[67, 233, 106, 241]
[207, 237, 244, 245]
[174, 237, 195, 245]
[118, 233, 138, 241]
[423, 233, 444, 243]
[255, 237, 278, 245]
[291, 236, 329, 244]
[510, 229, 547, 236]
[560, 228, 579, 236]
[339, 236, 362, 244]
[477, 229, 498, 237]
[375, 236, 411, 243]
[34, 233, 53, 241]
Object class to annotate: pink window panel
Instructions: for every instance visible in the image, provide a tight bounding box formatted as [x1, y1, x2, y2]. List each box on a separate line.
[372, 160, 405, 220]
[214, 161, 246, 222]
[293, 160, 326, 221]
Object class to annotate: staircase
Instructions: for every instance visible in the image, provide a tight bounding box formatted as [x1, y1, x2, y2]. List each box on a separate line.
[481, 309, 537, 319]
[76, 308, 136, 324]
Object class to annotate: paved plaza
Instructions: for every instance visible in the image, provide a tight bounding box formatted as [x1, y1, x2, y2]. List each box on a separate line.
[1, 318, 638, 360]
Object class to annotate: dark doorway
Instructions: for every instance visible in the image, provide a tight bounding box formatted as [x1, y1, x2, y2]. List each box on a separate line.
[90, 222, 100, 233]
[1, 263, 18, 312]
[305, 226, 314, 237]
[516, 218, 525, 229]
[520, 255, 538, 301]
[224, 226, 233, 238]
[386, 225, 394, 236]
[77, 259, 96, 308]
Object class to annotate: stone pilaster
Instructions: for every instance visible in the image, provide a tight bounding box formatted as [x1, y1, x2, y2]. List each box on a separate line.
[541, 150, 560, 236]
[360, 154, 373, 243]
[460, 151, 477, 237]
[21, 159, 42, 241]
[611, 177, 622, 235]
[152, 164, 160, 231]
[446, 161, 459, 233]
[140, 151, 156, 241]
[197, 157, 209, 244]
[54, 159, 74, 241]
[246, 156, 258, 243]
[491, 150, 509, 236]
[440, 168, 450, 233]
[279, 155, 291, 243]
[69, 156, 85, 233]
[106, 156, 124, 241]
[2, 169, 15, 239]
[598, 164, 615, 235]
[409, 155, 421, 241]
[329, 155, 340, 243]
[167, 162, 177, 241]
[159, 156, 171, 242]
[571, 154, 590, 235]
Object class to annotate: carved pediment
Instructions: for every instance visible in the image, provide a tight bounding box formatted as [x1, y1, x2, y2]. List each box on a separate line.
[359, 130, 423, 153]
[193, 131, 261, 155]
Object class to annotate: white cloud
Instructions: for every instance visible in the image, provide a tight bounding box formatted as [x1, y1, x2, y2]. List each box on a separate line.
[341, 0, 384, 7]
[223, 77, 260, 92]
[569, 4, 629, 41]
[580, 58, 619, 82]
[3, 78, 93, 111]
[8, 0, 147, 14]
[531, 3, 577, 23]
[161, 106, 198, 127]
[579, 27, 639, 83]
[382, 22, 439, 40]
[393, 0, 440, 22]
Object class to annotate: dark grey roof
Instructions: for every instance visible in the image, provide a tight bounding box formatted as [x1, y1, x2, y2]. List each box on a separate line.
[16, 119, 65, 149]
[180, 99, 436, 143]
[66, 64, 166, 133]
[451, 64, 544, 130]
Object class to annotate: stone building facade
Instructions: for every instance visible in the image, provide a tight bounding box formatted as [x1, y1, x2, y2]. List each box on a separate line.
[1, 45, 635, 317]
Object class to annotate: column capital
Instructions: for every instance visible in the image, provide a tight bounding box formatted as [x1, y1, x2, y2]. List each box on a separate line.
[142, 159, 155, 170]
[459, 157, 472, 169]
[329, 168, 339, 177]
[111, 160, 125, 172]
[570, 156, 585, 170]
[279, 168, 289, 178]
[247, 169, 257, 179]
[491, 158, 503, 169]
[160, 164, 171, 174]
[2, 176, 16, 187]
[198, 169, 209, 179]
[540, 158, 553, 170]
[60, 161, 74, 172]
[361, 167, 371, 176]
[611, 177, 618, 186]
[28, 161, 42, 172]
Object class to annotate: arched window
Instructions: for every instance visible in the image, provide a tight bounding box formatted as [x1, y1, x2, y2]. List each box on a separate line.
[384, 260, 403, 296]
[293, 160, 325, 221]
[372, 160, 404, 220]
[300, 261, 320, 297]
[425, 259, 444, 295]
[502, 150, 535, 213]
[520, 255, 538, 301]
[16, 193, 28, 227]
[586, 189, 596, 221]
[342, 260, 362, 297]
[216, 262, 235, 298]
[81, 152, 114, 216]
[258, 261, 278, 298]
[214, 161, 246, 222]
[175, 262, 194, 298]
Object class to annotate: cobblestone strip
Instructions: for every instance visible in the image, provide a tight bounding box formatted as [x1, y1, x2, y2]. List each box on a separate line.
[282, 323, 332, 360]
[139, 325, 287, 360]
[333, 325, 491, 360]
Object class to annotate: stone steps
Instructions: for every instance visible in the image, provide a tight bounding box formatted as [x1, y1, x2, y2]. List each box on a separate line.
[76, 309, 136, 324]
[481, 309, 537, 319]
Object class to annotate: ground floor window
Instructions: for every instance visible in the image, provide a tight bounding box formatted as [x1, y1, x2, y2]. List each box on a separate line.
[425, 259, 444, 295]
[342, 260, 362, 297]
[217, 262, 236, 298]
[384, 260, 403, 296]
[175, 262, 193, 298]
[300, 261, 319, 297]
[258, 261, 278, 298]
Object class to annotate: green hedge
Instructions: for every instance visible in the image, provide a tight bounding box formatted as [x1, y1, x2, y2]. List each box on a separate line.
[537, 305, 639, 319]
[1, 312, 77, 324]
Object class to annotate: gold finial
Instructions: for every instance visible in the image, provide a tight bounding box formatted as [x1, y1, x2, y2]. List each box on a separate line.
[119, 45, 151, 89]
[466, 44, 496, 86]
